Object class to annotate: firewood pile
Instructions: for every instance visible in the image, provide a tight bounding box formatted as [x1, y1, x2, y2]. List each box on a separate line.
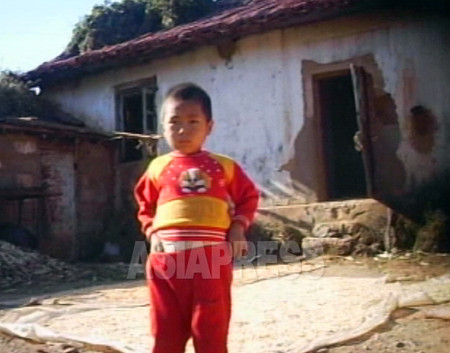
[0, 240, 132, 290]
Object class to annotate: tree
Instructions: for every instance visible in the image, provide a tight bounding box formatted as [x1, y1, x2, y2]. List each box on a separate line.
[0, 71, 44, 118]
[152, 0, 214, 28]
[61, 0, 161, 57]
[61, 0, 216, 59]
[0, 71, 77, 123]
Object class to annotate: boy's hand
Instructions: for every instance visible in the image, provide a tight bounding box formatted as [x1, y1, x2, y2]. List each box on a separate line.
[228, 222, 248, 259]
[146, 227, 164, 253]
[150, 234, 164, 253]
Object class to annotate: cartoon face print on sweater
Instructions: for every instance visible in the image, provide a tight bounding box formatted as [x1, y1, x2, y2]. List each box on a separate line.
[178, 168, 212, 193]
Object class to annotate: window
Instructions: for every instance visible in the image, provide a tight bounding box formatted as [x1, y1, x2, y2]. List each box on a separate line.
[116, 77, 157, 162]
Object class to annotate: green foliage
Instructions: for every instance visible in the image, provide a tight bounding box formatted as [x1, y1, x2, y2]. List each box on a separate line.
[0, 71, 31, 117]
[0, 71, 69, 121]
[152, 0, 214, 28]
[0, 71, 45, 118]
[63, 0, 161, 56]
[62, 0, 216, 58]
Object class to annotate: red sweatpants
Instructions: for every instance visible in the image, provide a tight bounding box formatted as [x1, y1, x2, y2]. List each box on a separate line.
[147, 243, 233, 353]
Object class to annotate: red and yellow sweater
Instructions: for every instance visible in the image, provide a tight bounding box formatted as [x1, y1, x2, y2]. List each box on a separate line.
[134, 151, 259, 242]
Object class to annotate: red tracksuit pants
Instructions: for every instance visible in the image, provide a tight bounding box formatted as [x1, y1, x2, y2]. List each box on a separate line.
[147, 242, 233, 353]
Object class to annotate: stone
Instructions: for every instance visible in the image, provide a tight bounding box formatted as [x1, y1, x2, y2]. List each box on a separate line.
[302, 237, 354, 256]
[0, 240, 130, 290]
[396, 341, 405, 348]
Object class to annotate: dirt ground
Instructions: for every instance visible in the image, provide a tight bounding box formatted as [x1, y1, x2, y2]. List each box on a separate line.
[324, 254, 450, 353]
[1, 252, 449, 353]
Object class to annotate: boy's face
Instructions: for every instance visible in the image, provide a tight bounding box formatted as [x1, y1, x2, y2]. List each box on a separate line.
[162, 97, 213, 155]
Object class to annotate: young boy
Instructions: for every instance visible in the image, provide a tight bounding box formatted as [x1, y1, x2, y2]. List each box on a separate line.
[134, 83, 259, 353]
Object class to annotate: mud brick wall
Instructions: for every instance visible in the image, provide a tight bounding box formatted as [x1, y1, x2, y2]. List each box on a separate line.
[0, 132, 115, 260]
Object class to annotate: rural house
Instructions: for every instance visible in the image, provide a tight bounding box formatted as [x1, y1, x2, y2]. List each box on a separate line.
[0, 114, 117, 260]
[23, 0, 450, 254]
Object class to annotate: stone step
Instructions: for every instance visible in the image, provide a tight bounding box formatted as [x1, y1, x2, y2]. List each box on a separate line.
[252, 198, 392, 256]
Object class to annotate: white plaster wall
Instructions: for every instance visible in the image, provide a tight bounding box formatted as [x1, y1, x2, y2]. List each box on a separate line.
[45, 14, 450, 203]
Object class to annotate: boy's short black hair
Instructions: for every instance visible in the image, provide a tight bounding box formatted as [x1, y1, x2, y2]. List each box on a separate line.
[164, 83, 212, 121]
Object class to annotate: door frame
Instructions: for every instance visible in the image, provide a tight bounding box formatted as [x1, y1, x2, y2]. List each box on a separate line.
[350, 64, 376, 197]
[303, 59, 375, 200]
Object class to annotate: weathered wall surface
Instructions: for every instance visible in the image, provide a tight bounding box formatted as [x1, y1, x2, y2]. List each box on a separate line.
[0, 135, 42, 236]
[75, 140, 116, 259]
[0, 134, 77, 258]
[39, 145, 77, 258]
[0, 135, 41, 190]
[43, 12, 450, 205]
[0, 132, 116, 259]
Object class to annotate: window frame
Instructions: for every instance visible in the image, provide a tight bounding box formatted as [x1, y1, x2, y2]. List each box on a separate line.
[115, 77, 158, 162]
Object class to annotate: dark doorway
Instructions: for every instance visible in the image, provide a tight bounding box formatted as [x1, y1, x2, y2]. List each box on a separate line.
[316, 72, 367, 200]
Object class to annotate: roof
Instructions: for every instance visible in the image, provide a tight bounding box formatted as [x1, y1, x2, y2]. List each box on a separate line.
[0, 117, 164, 143]
[25, 109, 86, 127]
[0, 117, 110, 139]
[24, 0, 421, 87]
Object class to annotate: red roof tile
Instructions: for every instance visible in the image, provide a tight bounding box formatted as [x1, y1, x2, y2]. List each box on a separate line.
[25, 0, 390, 87]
